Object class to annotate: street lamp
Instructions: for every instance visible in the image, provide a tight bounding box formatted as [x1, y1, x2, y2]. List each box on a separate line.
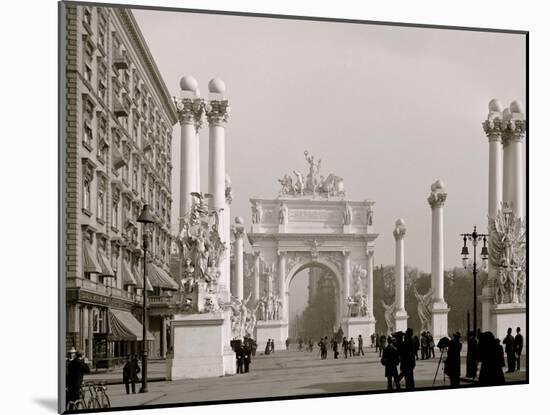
[137, 204, 156, 393]
[460, 225, 489, 335]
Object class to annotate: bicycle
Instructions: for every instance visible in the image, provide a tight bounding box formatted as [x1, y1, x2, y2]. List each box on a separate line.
[65, 387, 87, 411]
[94, 381, 111, 408]
[84, 382, 101, 409]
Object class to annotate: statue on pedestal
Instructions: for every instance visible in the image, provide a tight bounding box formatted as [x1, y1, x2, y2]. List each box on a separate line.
[279, 203, 288, 225]
[343, 203, 353, 225]
[413, 286, 433, 333]
[251, 201, 263, 224]
[181, 258, 195, 293]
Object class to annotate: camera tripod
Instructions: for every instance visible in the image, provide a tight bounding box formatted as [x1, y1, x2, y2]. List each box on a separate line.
[432, 346, 448, 386]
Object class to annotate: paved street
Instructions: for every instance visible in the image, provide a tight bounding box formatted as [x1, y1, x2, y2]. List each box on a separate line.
[85, 346, 526, 409]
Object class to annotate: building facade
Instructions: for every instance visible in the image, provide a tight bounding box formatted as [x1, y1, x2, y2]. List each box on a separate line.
[63, 4, 178, 368]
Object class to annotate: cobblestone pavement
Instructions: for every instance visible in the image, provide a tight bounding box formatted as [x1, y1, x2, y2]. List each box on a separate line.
[85, 347, 526, 409]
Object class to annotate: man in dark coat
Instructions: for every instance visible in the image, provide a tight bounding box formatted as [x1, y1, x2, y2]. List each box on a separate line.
[413, 335, 420, 360]
[381, 337, 400, 390]
[357, 335, 365, 356]
[235, 342, 244, 374]
[332, 338, 339, 359]
[514, 327, 524, 371]
[66, 351, 91, 402]
[478, 332, 505, 386]
[123, 355, 141, 394]
[502, 328, 516, 372]
[466, 331, 478, 379]
[342, 337, 349, 358]
[243, 341, 252, 373]
[396, 329, 416, 389]
[445, 333, 462, 386]
[379, 335, 387, 357]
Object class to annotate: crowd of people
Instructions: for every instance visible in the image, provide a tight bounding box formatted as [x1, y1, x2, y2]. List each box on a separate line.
[233, 337, 257, 374]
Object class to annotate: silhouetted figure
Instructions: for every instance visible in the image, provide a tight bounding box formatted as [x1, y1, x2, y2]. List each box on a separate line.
[503, 328, 515, 373]
[396, 329, 416, 389]
[477, 331, 505, 386]
[318, 337, 328, 360]
[342, 337, 349, 358]
[349, 337, 356, 356]
[466, 331, 478, 379]
[122, 355, 140, 394]
[332, 338, 339, 359]
[264, 339, 271, 355]
[427, 331, 435, 358]
[298, 337, 303, 351]
[243, 341, 252, 373]
[420, 332, 428, 360]
[308, 339, 314, 352]
[381, 337, 400, 391]
[379, 335, 387, 357]
[445, 332, 462, 387]
[514, 327, 524, 371]
[285, 338, 290, 350]
[66, 351, 90, 403]
[236, 342, 244, 374]
[413, 335, 420, 360]
[357, 335, 365, 356]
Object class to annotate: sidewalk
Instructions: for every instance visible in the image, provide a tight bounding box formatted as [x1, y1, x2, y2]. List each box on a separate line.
[85, 360, 167, 385]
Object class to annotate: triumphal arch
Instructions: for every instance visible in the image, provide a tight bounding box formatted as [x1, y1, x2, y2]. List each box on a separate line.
[247, 151, 378, 349]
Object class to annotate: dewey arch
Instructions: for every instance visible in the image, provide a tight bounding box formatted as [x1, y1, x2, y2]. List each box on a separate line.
[246, 152, 378, 350]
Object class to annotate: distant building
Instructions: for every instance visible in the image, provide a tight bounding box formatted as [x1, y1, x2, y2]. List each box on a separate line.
[63, 4, 178, 368]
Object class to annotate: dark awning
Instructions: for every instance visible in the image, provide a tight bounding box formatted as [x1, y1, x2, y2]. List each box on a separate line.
[83, 241, 102, 274]
[97, 249, 115, 277]
[147, 262, 179, 291]
[133, 264, 154, 292]
[109, 309, 154, 341]
[121, 260, 137, 287]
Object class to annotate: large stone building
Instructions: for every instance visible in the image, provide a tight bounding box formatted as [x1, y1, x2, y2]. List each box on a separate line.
[63, 4, 178, 368]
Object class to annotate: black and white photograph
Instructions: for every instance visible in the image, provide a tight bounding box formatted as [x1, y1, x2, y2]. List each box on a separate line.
[57, 0, 529, 413]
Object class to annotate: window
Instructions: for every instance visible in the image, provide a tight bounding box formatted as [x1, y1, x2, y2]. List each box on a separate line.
[83, 8, 92, 26]
[83, 179, 91, 212]
[83, 39, 94, 83]
[97, 59, 107, 101]
[133, 120, 138, 142]
[132, 160, 138, 192]
[97, 115, 107, 163]
[98, 13, 107, 50]
[97, 177, 106, 221]
[141, 171, 147, 199]
[82, 97, 94, 149]
[112, 198, 119, 229]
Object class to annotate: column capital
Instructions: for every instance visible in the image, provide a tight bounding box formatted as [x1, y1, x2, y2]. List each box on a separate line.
[482, 118, 503, 143]
[503, 119, 526, 145]
[277, 250, 287, 258]
[231, 224, 245, 240]
[206, 100, 230, 127]
[342, 249, 351, 258]
[393, 219, 406, 239]
[253, 250, 262, 260]
[428, 179, 447, 209]
[175, 98, 204, 130]
[366, 248, 375, 259]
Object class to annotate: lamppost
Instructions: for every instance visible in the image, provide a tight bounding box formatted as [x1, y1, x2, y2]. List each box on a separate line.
[137, 204, 156, 393]
[460, 226, 489, 335]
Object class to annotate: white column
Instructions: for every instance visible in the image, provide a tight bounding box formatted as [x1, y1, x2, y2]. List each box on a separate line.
[177, 76, 200, 232]
[366, 249, 374, 316]
[508, 101, 525, 219]
[393, 220, 406, 312]
[253, 251, 261, 302]
[278, 251, 287, 321]
[343, 250, 351, 299]
[232, 218, 245, 300]
[428, 180, 447, 304]
[206, 78, 230, 288]
[195, 132, 201, 192]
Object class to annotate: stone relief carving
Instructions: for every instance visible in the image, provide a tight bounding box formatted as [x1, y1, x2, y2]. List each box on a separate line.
[277, 150, 346, 198]
[278, 203, 288, 225]
[343, 203, 353, 225]
[381, 300, 396, 335]
[251, 201, 263, 224]
[489, 202, 526, 304]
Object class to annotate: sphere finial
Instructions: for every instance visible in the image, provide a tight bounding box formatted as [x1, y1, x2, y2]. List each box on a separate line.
[179, 76, 198, 92]
[510, 100, 524, 114]
[488, 98, 503, 112]
[208, 78, 226, 94]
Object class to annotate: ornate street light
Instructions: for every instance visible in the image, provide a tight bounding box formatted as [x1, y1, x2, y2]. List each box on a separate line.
[137, 204, 156, 393]
[460, 226, 489, 335]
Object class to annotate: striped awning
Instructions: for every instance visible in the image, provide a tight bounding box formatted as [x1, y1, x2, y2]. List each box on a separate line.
[83, 241, 102, 274]
[133, 264, 154, 292]
[147, 262, 179, 291]
[97, 250, 115, 277]
[121, 260, 137, 287]
[109, 309, 154, 341]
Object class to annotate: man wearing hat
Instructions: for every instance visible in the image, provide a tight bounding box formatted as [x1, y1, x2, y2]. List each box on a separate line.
[445, 332, 462, 387]
[66, 351, 90, 403]
[381, 336, 400, 390]
[396, 328, 417, 389]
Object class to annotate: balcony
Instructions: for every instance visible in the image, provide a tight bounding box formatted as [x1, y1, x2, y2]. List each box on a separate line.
[66, 277, 142, 303]
[113, 49, 128, 70]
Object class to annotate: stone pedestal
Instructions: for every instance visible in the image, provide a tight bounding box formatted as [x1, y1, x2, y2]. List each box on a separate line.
[342, 316, 376, 340]
[167, 311, 236, 380]
[255, 320, 288, 352]
[487, 303, 526, 342]
[278, 224, 287, 233]
[430, 301, 449, 342]
[393, 310, 408, 333]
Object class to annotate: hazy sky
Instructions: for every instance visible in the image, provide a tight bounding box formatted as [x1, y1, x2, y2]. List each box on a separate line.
[133, 8, 525, 272]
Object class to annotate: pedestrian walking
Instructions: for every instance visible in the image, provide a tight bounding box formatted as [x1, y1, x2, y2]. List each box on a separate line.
[427, 331, 435, 359]
[503, 328, 515, 373]
[381, 337, 400, 391]
[285, 338, 290, 350]
[243, 341, 252, 373]
[342, 337, 349, 358]
[396, 329, 416, 389]
[478, 331, 505, 386]
[444, 332, 462, 387]
[236, 342, 244, 374]
[349, 337, 356, 356]
[413, 335, 420, 360]
[379, 335, 387, 357]
[514, 327, 523, 371]
[420, 332, 428, 360]
[332, 338, 339, 359]
[357, 334, 365, 356]
[123, 355, 140, 394]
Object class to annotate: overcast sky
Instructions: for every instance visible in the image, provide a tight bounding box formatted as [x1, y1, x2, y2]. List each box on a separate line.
[133, 8, 525, 273]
